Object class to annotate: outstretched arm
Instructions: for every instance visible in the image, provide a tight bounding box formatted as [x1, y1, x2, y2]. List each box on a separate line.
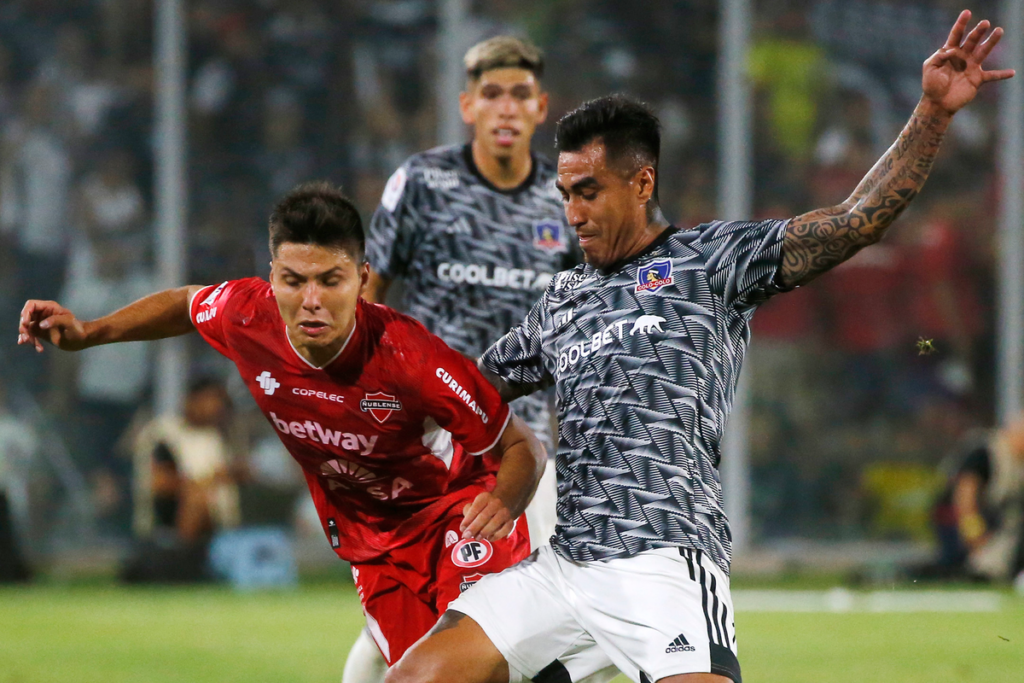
[779, 10, 1014, 288]
[459, 415, 547, 542]
[17, 285, 206, 353]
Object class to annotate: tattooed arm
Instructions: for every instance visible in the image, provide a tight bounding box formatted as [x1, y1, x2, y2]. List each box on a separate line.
[779, 10, 1014, 288]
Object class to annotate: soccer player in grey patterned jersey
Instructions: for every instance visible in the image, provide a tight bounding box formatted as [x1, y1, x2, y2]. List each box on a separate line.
[388, 10, 1013, 683]
[351, 37, 587, 683]
[364, 36, 575, 466]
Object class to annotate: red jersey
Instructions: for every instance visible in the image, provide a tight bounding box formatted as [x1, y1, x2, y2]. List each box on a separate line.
[189, 278, 511, 563]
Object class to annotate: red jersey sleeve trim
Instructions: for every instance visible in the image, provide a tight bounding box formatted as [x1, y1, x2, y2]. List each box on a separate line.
[465, 407, 512, 456]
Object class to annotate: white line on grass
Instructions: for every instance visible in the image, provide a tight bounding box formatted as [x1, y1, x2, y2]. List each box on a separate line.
[733, 589, 1005, 613]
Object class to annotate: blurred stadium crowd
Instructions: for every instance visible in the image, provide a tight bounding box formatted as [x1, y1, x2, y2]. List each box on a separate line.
[0, 0, 1020, 579]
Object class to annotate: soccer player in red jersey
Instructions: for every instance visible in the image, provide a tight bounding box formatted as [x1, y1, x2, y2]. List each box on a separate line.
[17, 182, 545, 669]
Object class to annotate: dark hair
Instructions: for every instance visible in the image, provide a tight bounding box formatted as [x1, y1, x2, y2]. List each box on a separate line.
[555, 95, 661, 202]
[268, 182, 364, 260]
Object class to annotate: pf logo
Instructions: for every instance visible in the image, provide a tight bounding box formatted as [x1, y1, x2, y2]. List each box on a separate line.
[360, 391, 403, 424]
[451, 539, 493, 568]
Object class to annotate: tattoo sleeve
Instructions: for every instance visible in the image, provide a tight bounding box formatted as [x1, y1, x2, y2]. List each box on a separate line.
[779, 98, 951, 287]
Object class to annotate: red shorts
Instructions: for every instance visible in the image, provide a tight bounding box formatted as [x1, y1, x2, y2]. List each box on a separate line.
[350, 505, 530, 665]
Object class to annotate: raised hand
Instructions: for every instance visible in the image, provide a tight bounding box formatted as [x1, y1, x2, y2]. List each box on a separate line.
[17, 300, 90, 352]
[924, 9, 1016, 115]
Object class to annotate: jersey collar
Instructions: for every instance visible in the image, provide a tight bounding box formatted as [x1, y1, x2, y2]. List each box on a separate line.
[285, 312, 359, 371]
[462, 143, 538, 195]
[597, 225, 679, 276]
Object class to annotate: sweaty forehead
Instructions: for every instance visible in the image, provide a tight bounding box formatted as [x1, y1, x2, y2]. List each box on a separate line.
[557, 143, 612, 184]
[274, 242, 357, 273]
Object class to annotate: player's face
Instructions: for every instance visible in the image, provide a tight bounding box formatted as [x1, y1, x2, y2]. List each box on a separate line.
[556, 142, 655, 269]
[460, 68, 548, 158]
[270, 243, 368, 359]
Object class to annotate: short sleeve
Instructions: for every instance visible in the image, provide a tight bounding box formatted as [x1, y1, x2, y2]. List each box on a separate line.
[366, 164, 420, 280]
[421, 338, 512, 456]
[189, 280, 235, 357]
[695, 219, 791, 310]
[480, 293, 551, 394]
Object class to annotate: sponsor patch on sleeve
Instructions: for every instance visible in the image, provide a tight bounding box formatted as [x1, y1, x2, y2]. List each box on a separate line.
[380, 166, 408, 212]
[200, 281, 229, 307]
[194, 281, 229, 324]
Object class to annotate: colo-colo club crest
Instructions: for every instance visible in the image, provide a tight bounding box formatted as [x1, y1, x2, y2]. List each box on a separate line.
[635, 258, 674, 293]
[533, 220, 565, 252]
[360, 391, 403, 424]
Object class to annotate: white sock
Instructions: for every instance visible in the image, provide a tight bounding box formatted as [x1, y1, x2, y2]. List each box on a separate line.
[342, 628, 388, 683]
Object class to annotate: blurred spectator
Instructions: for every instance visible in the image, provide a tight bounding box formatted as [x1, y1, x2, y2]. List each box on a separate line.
[0, 45, 16, 124]
[131, 377, 240, 541]
[0, 379, 35, 582]
[920, 416, 1024, 582]
[1, 79, 72, 398]
[749, 10, 827, 164]
[123, 378, 240, 583]
[1, 80, 72, 305]
[62, 237, 154, 531]
[254, 86, 315, 203]
[820, 241, 908, 420]
[75, 146, 146, 244]
[750, 203, 827, 432]
[896, 198, 984, 403]
[39, 24, 121, 141]
[239, 431, 303, 526]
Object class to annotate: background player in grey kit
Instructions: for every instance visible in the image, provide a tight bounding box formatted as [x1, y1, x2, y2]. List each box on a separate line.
[364, 35, 572, 465]
[385, 10, 1013, 683]
[351, 36, 581, 683]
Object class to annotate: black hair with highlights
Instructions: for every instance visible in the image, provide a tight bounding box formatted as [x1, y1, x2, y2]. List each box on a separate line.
[268, 182, 365, 260]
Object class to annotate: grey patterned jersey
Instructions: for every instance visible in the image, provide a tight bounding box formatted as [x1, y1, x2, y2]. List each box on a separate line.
[367, 144, 576, 452]
[481, 220, 791, 574]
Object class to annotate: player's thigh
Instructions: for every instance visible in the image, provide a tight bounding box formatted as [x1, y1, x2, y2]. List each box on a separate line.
[446, 545, 590, 680]
[572, 549, 741, 683]
[524, 459, 557, 551]
[353, 562, 439, 667]
[435, 513, 531, 612]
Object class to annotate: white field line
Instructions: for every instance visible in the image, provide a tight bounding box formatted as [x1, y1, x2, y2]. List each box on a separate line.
[733, 589, 1005, 613]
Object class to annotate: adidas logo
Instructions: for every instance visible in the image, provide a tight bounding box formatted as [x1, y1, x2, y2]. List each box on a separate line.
[665, 634, 696, 653]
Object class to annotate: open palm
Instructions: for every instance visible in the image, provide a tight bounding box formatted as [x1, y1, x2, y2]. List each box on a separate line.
[923, 10, 1015, 115]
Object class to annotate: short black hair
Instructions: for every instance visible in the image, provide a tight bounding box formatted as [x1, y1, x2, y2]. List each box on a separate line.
[268, 182, 364, 260]
[555, 94, 661, 186]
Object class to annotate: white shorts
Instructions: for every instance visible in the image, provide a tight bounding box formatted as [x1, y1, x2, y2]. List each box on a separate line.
[524, 459, 558, 551]
[448, 545, 741, 683]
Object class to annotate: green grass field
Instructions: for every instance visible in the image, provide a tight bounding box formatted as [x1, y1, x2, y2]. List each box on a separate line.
[2, 582, 1022, 683]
